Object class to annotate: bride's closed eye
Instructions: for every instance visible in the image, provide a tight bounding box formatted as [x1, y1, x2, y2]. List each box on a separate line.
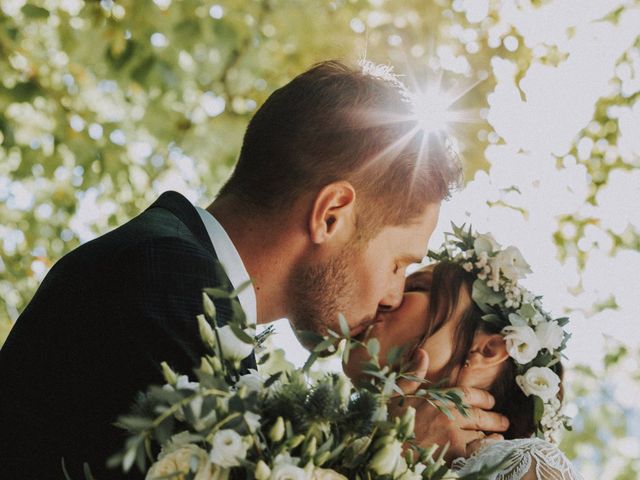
[405, 279, 429, 292]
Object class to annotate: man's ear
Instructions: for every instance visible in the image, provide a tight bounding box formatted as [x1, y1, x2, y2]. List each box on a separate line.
[308, 181, 356, 244]
[468, 333, 509, 368]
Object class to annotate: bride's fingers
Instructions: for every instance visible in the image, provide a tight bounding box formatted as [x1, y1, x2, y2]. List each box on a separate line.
[395, 348, 429, 395]
[456, 386, 496, 410]
[465, 435, 500, 457]
[461, 407, 509, 433]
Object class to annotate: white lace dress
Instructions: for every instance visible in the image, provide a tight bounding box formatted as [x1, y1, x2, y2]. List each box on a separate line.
[452, 438, 584, 480]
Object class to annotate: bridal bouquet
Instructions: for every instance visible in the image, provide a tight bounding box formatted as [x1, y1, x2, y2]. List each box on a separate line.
[106, 287, 495, 480]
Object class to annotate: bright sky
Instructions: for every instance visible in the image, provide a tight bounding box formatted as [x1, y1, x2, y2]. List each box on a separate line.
[259, 1, 640, 375]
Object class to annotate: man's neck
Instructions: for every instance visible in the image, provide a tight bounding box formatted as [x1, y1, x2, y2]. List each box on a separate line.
[207, 197, 297, 325]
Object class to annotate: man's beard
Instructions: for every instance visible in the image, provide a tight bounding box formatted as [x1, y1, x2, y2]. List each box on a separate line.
[287, 246, 360, 349]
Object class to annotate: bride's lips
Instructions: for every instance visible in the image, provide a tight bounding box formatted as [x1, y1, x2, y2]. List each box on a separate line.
[350, 317, 383, 340]
[349, 324, 368, 338]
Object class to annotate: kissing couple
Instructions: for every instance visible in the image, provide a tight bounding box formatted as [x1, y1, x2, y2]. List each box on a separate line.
[0, 60, 582, 479]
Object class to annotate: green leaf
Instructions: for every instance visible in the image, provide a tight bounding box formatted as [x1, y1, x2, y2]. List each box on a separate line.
[533, 396, 544, 425]
[517, 303, 538, 320]
[386, 345, 403, 366]
[481, 313, 503, 324]
[131, 55, 156, 85]
[313, 338, 335, 353]
[264, 371, 283, 388]
[472, 279, 505, 312]
[366, 338, 380, 359]
[382, 372, 397, 396]
[230, 298, 247, 325]
[116, 415, 154, 432]
[122, 444, 137, 472]
[508, 313, 527, 327]
[342, 342, 350, 365]
[229, 322, 254, 344]
[338, 313, 350, 337]
[22, 4, 49, 19]
[230, 279, 253, 298]
[303, 352, 319, 372]
[203, 287, 231, 299]
[297, 330, 324, 348]
[61, 458, 73, 480]
[155, 415, 175, 445]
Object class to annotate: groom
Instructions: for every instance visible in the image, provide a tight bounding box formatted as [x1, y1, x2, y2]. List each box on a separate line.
[0, 60, 507, 479]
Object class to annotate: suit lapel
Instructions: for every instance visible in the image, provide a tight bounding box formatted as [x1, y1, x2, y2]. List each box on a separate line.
[146, 191, 257, 372]
[147, 190, 217, 258]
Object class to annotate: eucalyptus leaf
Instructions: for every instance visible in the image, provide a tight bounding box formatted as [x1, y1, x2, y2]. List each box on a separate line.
[471, 279, 505, 312]
[338, 313, 350, 338]
[366, 338, 380, 359]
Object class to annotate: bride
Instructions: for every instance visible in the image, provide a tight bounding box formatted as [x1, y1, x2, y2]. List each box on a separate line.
[344, 227, 583, 479]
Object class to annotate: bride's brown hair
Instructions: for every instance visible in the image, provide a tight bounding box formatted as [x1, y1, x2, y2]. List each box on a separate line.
[406, 263, 564, 439]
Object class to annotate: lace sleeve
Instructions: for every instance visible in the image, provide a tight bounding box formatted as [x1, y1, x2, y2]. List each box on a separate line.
[451, 438, 584, 480]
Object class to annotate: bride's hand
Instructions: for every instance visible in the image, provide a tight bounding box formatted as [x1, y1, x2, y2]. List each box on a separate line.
[392, 348, 509, 462]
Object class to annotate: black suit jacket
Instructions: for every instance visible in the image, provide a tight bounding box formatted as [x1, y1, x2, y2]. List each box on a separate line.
[0, 191, 255, 479]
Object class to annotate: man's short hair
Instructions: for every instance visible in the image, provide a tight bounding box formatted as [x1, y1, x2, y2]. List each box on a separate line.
[219, 60, 463, 236]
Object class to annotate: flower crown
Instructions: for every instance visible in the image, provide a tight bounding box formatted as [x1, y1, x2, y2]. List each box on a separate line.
[427, 224, 572, 442]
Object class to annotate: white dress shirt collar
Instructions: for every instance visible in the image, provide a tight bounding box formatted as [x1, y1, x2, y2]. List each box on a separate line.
[195, 207, 257, 326]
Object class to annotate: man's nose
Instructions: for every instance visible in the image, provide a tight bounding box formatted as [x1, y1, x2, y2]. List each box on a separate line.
[378, 277, 405, 312]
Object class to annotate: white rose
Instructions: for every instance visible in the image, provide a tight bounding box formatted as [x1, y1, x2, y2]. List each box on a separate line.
[393, 455, 408, 476]
[369, 440, 403, 476]
[535, 321, 564, 351]
[474, 233, 500, 255]
[515, 366, 561, 401]
[398, 466, 423, 480]
[502, 325, 541, 364]
[270, 463, 308, 480]
[494, 246, 532, 281]
[209, 429, 248, 468]
[175, 375, 199, 390]
[243, 411, 261, 433]
[146, 444, 208, 480]
[217, 325, 254, 361]
[236, 369, 265, 393]
[194, 461, 230, 480]
[312, 468, 348, 479]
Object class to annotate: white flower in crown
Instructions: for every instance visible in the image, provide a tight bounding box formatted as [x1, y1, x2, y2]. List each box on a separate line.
[209, 429, 248, 468]
[516, 366, 561, 402]
[217, 325, 254, 361]
[493, 246, 532, 281]
[536, 321, 564, 351]
[502, 325, 541, 364]
[474, 233, 500, 255]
